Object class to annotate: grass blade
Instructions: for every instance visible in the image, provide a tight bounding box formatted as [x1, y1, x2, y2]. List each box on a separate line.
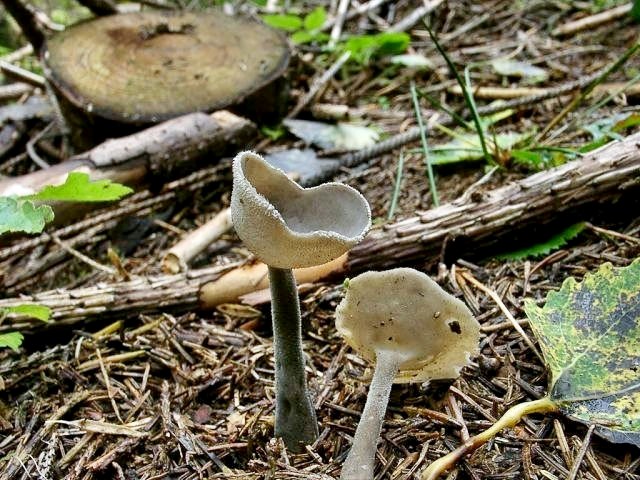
[424, 21, 492, 164]
[410, 81, 439, 206]
[537, 39, 640, 143]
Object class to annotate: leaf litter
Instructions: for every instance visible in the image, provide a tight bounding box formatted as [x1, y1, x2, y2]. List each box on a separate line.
[1, 1, 640, 479]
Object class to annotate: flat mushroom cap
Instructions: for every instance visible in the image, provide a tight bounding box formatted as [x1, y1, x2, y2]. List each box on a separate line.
[335, 268, 480, 383]
[231, 151, 371, 269]
[44, 11, 290, 123]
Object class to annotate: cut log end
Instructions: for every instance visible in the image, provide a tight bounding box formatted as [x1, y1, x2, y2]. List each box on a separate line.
[43, 10, 290, 124]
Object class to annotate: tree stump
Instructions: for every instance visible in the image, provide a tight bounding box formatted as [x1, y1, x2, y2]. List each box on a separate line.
[42, 10, 290, 147]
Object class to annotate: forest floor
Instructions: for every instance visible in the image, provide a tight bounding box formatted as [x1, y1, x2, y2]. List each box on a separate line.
[1, 0, 640, 479]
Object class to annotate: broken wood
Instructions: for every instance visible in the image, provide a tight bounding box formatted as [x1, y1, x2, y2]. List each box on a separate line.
[552, 3, 632, 37]
[43, 10, 289, 147]
[448, 82, 640, 100]
[0, 82, 34, 101]
[0, 110, 255, 223]
[162, 209, 233, 274]
[1, 132, 638, 333]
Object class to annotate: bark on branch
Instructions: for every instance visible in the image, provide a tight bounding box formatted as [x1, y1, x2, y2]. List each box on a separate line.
[0, 111, 255, 223]
[347, 132, 640, 272]
[1, 133, 638, 333]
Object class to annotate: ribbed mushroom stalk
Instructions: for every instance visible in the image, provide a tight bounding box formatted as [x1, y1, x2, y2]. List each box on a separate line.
[231, 151, 371, 451]
[335, 268, 480, 479]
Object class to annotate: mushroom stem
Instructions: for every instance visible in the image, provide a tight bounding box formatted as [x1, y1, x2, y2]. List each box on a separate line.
[268, 266, 319, 451]
[341, 350, 401, 480]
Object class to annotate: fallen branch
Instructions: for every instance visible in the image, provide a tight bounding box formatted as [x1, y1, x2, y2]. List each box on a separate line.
[1, 132, 639, 332]
[0, 263, 239, 333]
[162, 209, 233, 274]
[552, 3, 632, 37]
[0, 82, 34, 101]
[0, 110, 255, 222]
[448, 82, 640, 100]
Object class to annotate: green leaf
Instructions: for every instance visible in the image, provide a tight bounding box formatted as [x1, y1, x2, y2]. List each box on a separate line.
[524, 259, 640, 446]
[511, 148, 574, 170]
[374, 32, 410, 56]
[1, 304, 51, 322]
[0, 197, 54, 235]
[291, 30, 315, 44]
[262, 14, 303, 32]
[260, 124, 286, 141]
[344, 32, 410, 64]
[631, 0, 640, 21]
[28, 172, 133, 203]
[303, 6, 326, 31]
[0, 332, 24, 351]
[578, 112, 640, 154]
[495, 222, 586, 260]
[429, 131, 530, 165]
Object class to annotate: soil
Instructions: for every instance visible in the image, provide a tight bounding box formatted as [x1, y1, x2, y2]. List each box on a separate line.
[1, 1, 640, 479]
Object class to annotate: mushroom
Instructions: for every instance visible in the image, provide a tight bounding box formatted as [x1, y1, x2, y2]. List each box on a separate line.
[230, 151, 371, 451]
[335, 268, 480, 479]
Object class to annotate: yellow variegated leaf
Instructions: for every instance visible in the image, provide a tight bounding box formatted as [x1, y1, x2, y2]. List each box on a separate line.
[525, 258, 640, 445]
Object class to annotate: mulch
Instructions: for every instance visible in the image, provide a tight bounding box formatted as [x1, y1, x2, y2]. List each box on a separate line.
[1, 1, 640, 479]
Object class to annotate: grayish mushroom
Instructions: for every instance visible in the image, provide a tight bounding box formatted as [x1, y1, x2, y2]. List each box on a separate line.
[231, 151, 371, 451]
[336, 268, 480, 479]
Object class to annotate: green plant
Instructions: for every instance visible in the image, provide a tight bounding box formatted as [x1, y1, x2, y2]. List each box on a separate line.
[263, 6, 328, 44]
[263, 7, 409, 63]
[424, 22, 491, 165]
[0, 172, 132, 350]
[410, 81, 439, 206]
[632, 0, 640, 21]
[422, 258, 640, 479]
[0, 305, 51, 351]
[494, 222, 586, 260]
[1, 172, 132, 235]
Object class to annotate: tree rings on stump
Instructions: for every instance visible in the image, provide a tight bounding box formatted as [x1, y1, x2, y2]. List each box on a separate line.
[43, 10, 290, 147]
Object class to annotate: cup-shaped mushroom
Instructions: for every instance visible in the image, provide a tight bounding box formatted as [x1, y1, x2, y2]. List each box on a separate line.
[231, 151, 371, 269]
[337, 268, 480, 383]
[336, 268, 480, 480]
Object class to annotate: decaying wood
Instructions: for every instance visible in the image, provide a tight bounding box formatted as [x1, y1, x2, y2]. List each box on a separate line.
[0, 60, 46, 88]
[448, 82, 640, 100]
[0, 110, 255, 222]
[75, 0, 118, 16]
[162, 209, 233, 274]
[0, 263, 240, 334]
[1, 132, 638, 332]
[0, 82, 34, 101]
[552, 3, 632, 37]
[347, 131, 640, 272]
[43, 10, 290, 145]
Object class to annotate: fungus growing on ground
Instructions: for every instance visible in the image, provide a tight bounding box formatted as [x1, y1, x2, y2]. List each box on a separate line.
[335, 268, 480, 479]
[230, 151, 371, 451]
[43, 10, 290, 145]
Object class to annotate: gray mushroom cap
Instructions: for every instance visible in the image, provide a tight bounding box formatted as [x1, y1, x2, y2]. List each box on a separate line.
[336, 268, 480, 383]
[231, 151, 371, 269]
